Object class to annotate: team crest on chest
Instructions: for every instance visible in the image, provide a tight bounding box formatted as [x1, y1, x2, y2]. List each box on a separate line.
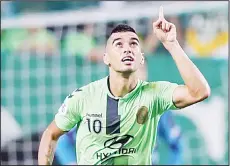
[136, 106, 148, 124]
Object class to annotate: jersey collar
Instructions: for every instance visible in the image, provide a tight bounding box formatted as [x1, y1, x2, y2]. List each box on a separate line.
[105, 76, 142, 101]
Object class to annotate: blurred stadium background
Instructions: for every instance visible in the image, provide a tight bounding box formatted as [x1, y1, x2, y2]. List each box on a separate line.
[1, 1, 228, 165]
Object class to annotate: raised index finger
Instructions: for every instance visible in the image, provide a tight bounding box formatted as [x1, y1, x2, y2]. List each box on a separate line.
[159, 6, 164, 20]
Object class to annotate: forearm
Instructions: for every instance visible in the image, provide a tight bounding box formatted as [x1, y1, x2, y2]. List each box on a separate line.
[38, 129, 58, 165]
[165, 41, 210, 97]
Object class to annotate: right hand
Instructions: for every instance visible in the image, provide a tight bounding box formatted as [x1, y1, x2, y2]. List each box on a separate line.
[152, 6, 177, 47]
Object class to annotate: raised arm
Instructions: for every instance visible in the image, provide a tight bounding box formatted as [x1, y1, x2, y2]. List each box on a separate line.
[38, 120, 65, 165]
[152, 6, 211, 108]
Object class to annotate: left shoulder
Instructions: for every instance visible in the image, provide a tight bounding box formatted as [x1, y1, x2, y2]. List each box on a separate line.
[140, 81, 178, 91]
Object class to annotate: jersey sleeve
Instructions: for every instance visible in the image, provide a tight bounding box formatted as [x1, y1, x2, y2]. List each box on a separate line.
[55, 89, 84, 131]
[154, 81, 180, 115]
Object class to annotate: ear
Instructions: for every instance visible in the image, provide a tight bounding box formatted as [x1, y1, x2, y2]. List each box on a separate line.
[140, 53, 145, 65]
[103, 53, 110, 66]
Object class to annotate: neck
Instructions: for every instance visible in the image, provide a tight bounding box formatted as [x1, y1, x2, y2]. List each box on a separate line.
[108, 70, 138, 98]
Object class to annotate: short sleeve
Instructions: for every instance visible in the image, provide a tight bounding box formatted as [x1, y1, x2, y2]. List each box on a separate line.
[55, 90, 83, 131]
[155, 81, 180, 115]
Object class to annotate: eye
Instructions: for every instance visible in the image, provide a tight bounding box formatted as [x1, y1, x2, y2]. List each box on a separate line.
[115, 42, 122, 47]
[131, 42, 138, 46]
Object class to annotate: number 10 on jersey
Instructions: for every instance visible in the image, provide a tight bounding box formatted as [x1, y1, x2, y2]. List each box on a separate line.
[86, 118, 102, 134]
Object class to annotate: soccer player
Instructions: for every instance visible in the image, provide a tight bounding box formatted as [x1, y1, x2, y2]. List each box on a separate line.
[38, 6, 210, 165]
[54, 59, 184, 165]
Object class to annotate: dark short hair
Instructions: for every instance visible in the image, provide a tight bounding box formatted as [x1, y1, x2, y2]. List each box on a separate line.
[110, 24, 137, 35]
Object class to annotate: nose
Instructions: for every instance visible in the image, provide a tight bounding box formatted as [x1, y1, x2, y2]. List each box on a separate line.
[124, 50, 132, 54]
[123, 44, 132, 54]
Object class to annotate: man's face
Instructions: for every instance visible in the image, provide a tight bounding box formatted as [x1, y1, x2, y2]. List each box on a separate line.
[104, 32, 144, 74]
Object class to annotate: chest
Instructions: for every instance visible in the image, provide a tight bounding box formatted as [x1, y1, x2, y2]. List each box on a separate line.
[79, 95, 153, 137]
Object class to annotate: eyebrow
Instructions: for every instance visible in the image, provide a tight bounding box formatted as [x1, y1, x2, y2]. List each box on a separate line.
[112, 37, 140, 44]
[112, 38, 121, 44]
[131, 37, 140, 43]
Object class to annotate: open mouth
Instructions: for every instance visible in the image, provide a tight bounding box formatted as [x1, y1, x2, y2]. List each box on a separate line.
[121, 56, 134, 62]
